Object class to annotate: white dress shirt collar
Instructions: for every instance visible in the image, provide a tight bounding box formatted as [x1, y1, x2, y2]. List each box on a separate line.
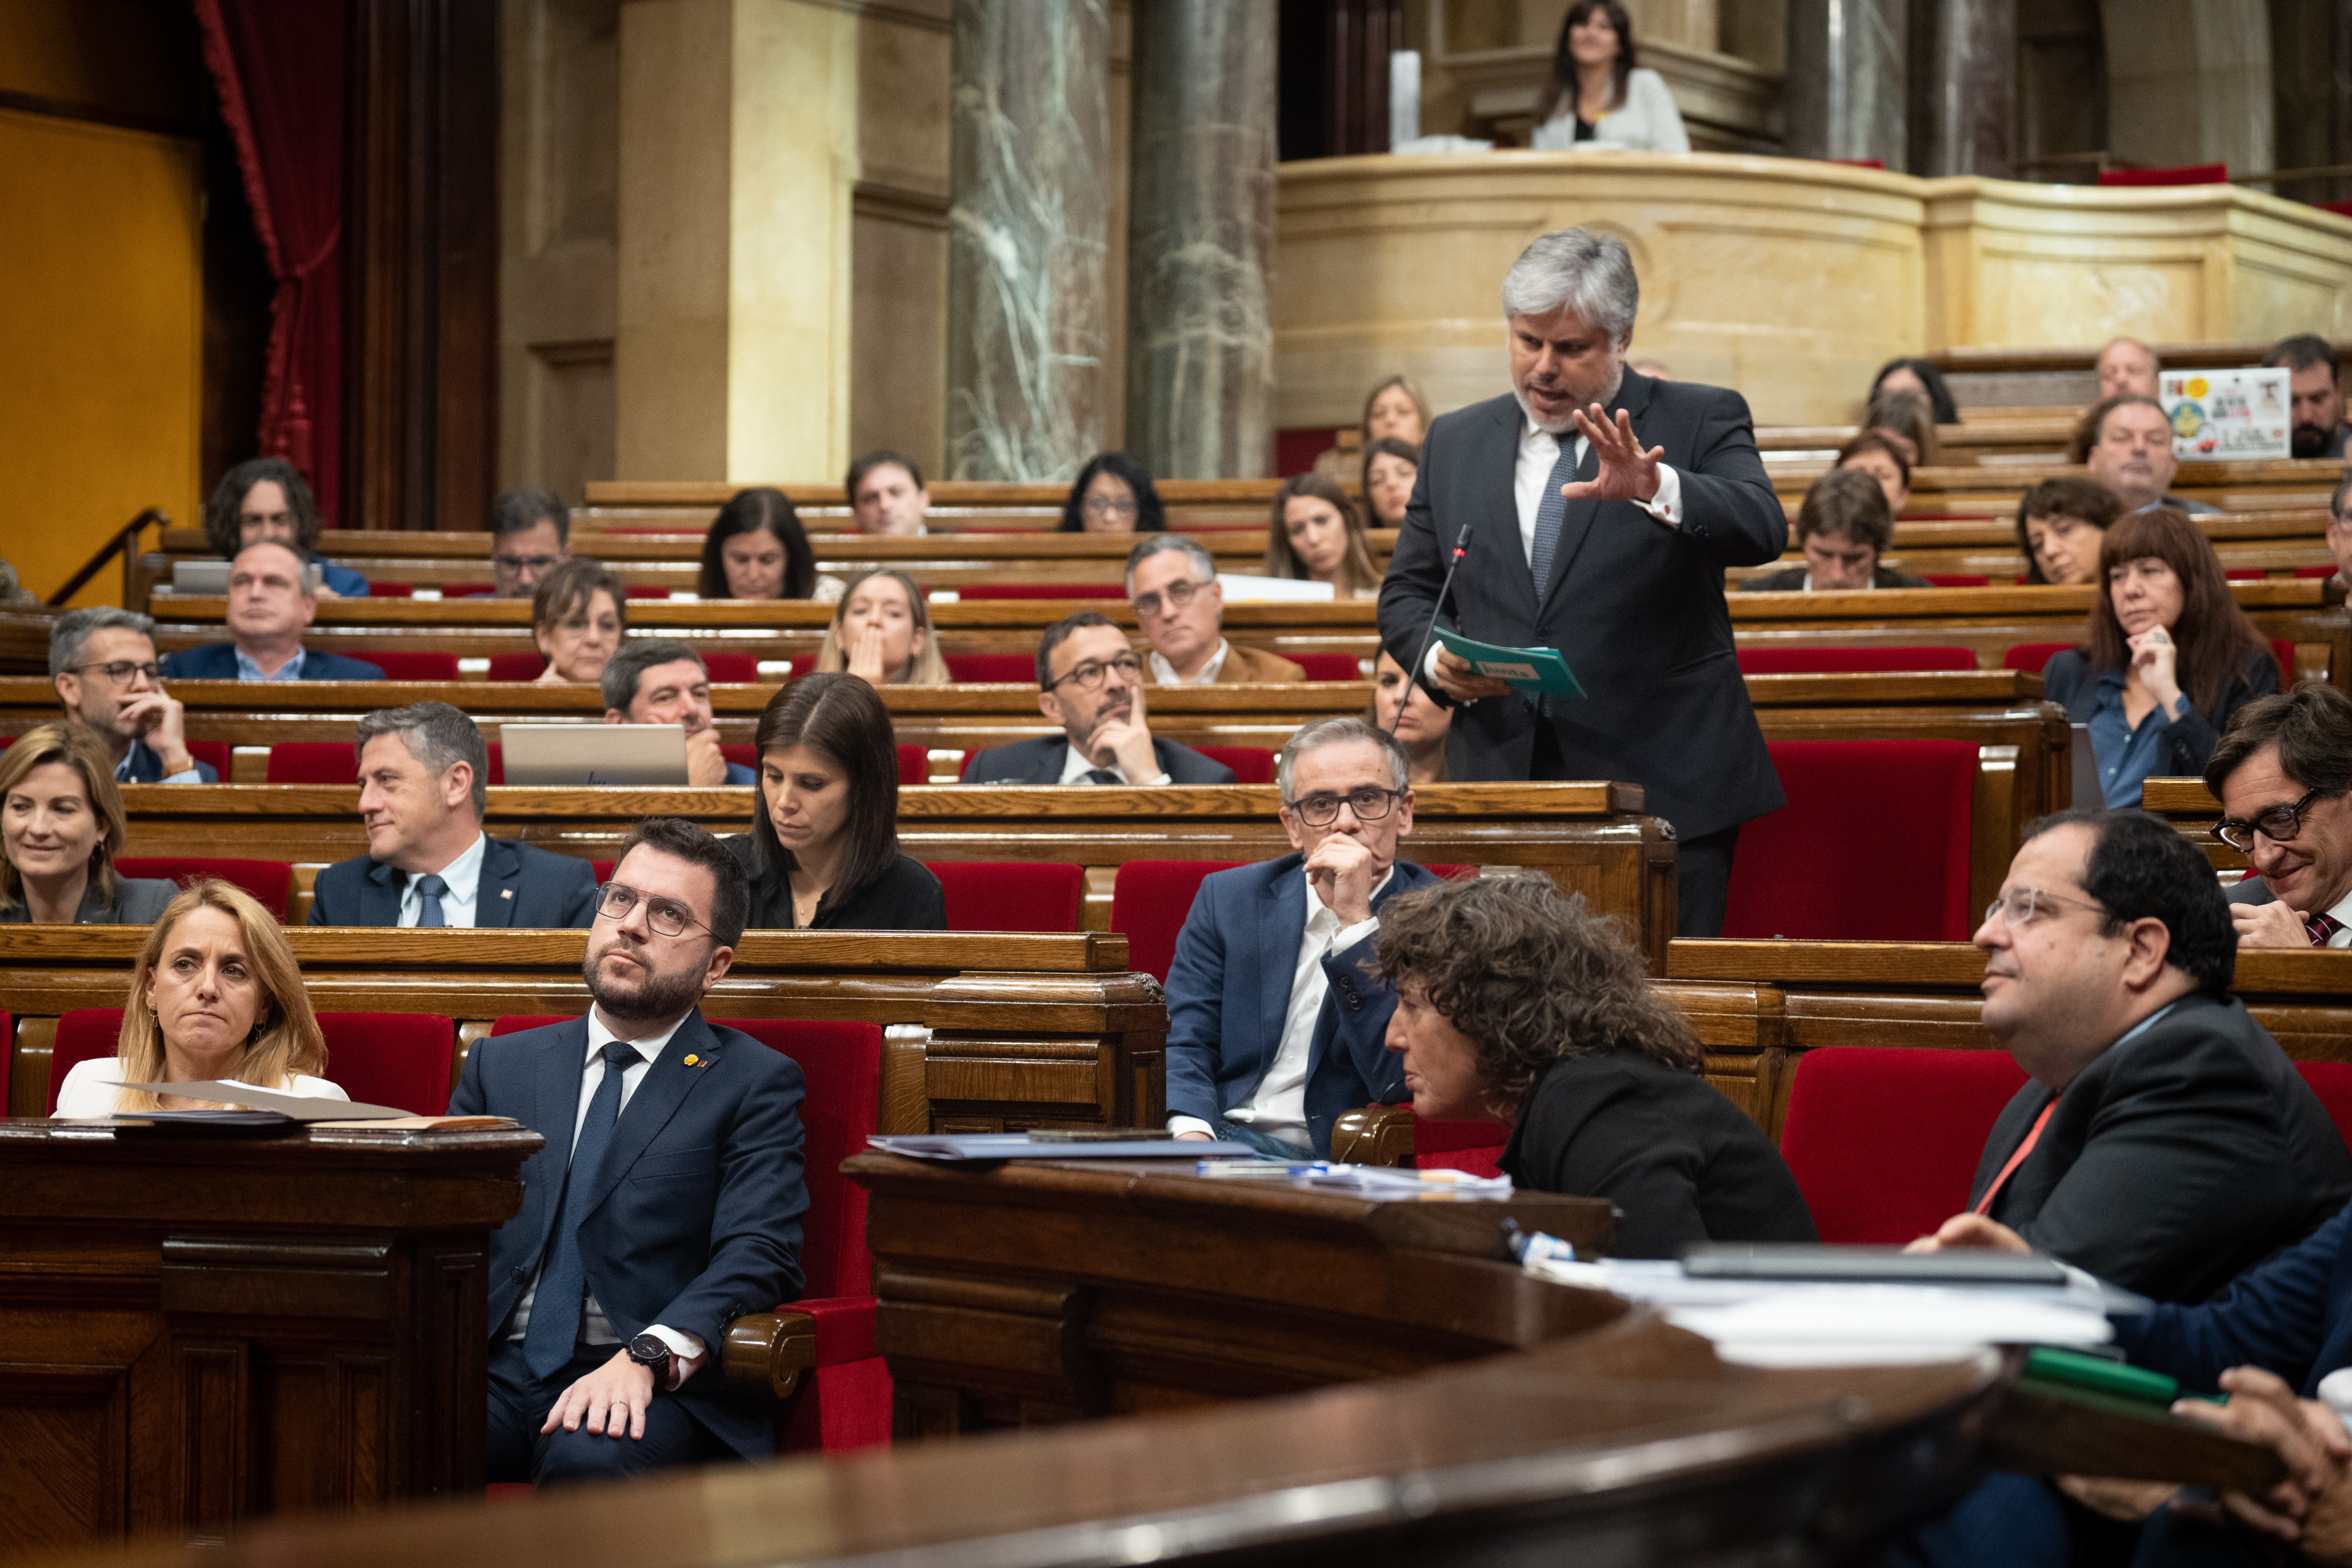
[1149, 638, 1228, 686]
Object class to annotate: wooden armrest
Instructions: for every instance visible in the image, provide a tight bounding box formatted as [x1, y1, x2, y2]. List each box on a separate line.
[1984, 1377, 2287, 1493]
[720, 1310, 817, 1401]
[1330, 1105, 1414, 1166]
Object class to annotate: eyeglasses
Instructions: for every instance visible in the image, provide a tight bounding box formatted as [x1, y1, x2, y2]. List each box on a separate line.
[2214, 787, 2327, 852]
[494, 553, 563, 575]
[1287, 787, 1402, 827]
[594, 881, 709, 938]
[1982, 885, 2110, 929]
[1131, 578, 1210, 618]
[1082, 495, 1138, 519]
[1044, 653, 1142, 693]
[69, 660, 161, 684]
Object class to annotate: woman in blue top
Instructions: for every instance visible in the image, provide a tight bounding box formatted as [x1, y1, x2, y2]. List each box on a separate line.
[2042, 506, 2277, 807]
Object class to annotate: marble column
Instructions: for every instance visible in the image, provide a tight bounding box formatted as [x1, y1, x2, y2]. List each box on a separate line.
[1785, 0, 1907, 168]
[1922, 0, 2014, 176]
[1124, 0, 1276, 481]
[945, 0, 1111, 482]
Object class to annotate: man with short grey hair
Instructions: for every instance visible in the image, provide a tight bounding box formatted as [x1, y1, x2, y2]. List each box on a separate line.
[309, 701, 597, 927]
[1124, 534, 1304, 685]
[1163, 716, 1442, 1156]
[50, 607, 216, 783]
[1378, 225, 1787, 937]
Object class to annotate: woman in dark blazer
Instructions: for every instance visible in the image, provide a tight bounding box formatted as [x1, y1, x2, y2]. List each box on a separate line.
[0, 724, 175, 925]
[725, 673, 945, 930]
[1374, 874, 1815, 1259]
[2041, 506, 2278, 808]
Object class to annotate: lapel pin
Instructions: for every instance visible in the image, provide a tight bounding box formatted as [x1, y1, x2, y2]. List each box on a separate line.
[502, 889, 514, 899]
[683, 1054, 700, 1066]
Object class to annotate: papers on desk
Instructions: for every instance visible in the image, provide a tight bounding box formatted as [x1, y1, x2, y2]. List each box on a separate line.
[867, 1134, 1262, 1161]
[1524, 1245, 2139, 1368]
[1196, 1161, 1515, 1200]
[95, 1081, 513, 1131]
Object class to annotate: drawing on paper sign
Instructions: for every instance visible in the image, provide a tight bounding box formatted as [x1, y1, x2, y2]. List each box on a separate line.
[2161, 368, 2289, 461]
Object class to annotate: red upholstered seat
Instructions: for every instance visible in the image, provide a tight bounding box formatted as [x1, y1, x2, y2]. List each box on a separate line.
[721, 744, 754, 774]
[943, 653, 1038, 683]
[269, 741, 505, 785]
[1192, 744, 1275, 783]
[897, 745, 930, 786]
[443, 583, 496, 597]
[366, 582, 414, 597]
[2099, 163, 2227, 186]
[186, 740, 232, 778]
[2274, 640, 2297, 684]
[1289, 653, 1367, 681]
[590, 861, 615, 885]
[1778, 1046, 2029, 1243]
[624, 586, 670, 600]
[925, 862, 1085, 932]
[2298, 565, 2341, 579]
[1411, 1112, 1510, 1178]
[1922, 574, 1989, 587]
[487, 653, 547, 681]
[115, 857, 293, 921]
[0, 1011, 10, 1114]
[486, 1014, 890, 1452]
[2227, 569, 2267, 581]
[47, 1008, 455, 1116]
[1737, 646, 1976, 674]
[1111, 860, 1246, 984]
[1723, 740, 1977, 941]
[2003, 640, 2076, 673]
[2297, 1062, 2352, 1156]
[701, 653, 758, 683]
[787, 654, 817, 678]
[956, 583, 1127, 600]
[366, 650, 462, 681]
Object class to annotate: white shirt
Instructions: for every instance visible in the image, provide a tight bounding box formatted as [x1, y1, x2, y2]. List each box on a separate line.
[1150, 638, 1229, 686]
[1056, 737, 1172, 787]
[52, 1059, 348, 1118]
[2318, 885, 2352, 947]
[1167, 866, 1391, 1146]
[505, 1011, 706, 1386]
[396, 831, 487, 928]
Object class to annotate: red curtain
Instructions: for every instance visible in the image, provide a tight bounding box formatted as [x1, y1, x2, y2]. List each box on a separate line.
[193, 0, 346, 524]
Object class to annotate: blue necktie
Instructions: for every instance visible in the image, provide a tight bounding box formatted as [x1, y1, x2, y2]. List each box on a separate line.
[523, 1039, 642, 1378]
[413, 872, 447, 928]
[1084, 769, 1121, 785]
[1525, 437, 1582, 603]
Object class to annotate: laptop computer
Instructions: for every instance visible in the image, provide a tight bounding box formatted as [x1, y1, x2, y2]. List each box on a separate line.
[499, 724, 689, 787]
[171, 558, 324, 595]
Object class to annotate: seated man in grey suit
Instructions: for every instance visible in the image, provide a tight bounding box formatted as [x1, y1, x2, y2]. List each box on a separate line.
[309, 702, 597, 927]
[963, 611, 1237, 785]
[2208, 683, 2352, 948]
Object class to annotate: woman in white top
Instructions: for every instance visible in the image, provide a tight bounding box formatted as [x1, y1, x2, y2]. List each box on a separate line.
[1528, 1, 1689, 155]
[54, 878, 348, 1116]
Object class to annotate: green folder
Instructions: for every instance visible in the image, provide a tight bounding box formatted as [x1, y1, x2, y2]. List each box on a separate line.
[1432, 628, 1585, 698]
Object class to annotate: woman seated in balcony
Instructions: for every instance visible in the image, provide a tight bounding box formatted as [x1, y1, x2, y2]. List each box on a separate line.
[530, 559, 627, 687]
[1366, 650, 1449, 785]
[1375, 874, 1815, 1259]
[813, 569, 950, 686]
[0, 724, 175, 925]
[1361, 437, 1420, 528]
[2015, 475, 2123, 586]
[696, 487, 839, 602]
[1527, 2, 1689, 155]
[52, 878, 349, 1115]
[726, 674, 944, 931]
[1263, 474, 1381, 600]
[1058, 452, 1168, 535]
[1740, 469, 1929, 593]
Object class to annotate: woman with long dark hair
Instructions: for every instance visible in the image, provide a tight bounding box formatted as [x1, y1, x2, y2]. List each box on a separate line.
[2042, 507, 2278, 807]
[697, 487, 827, 600]
[1058, 452, 1167, 534]
[1528, 2, 1689, 154]
[1262, 474, 1381, 599]
[724, 674, 945, 930]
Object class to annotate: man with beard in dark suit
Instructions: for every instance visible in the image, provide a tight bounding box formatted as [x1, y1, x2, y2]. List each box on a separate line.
[1377, 226, 1788, 936]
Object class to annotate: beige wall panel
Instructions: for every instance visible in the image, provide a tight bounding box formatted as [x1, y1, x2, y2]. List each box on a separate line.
[848, 1, 950, 477]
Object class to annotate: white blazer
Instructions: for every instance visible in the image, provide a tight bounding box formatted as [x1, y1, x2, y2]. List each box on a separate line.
[52, 1058, 349, 1117]
[1530, 68, 1690, 155]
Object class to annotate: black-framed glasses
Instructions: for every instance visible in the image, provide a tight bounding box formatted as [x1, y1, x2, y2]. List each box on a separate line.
[2215, 787, 2327, 852]
[494, 553, 563, 576]
[594, 882, 710, 938]
[1082, 494, 1138, 518]
[1286, 787, 1402, 827]
[1982, 886, 2109, 929]
[1044, 653, 1142, 693]
[1131, 578, 1210, 618]
[70, 660, 161, 684]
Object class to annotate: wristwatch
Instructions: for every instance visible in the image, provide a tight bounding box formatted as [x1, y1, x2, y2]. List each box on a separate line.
[626, 1332, 672, 1388]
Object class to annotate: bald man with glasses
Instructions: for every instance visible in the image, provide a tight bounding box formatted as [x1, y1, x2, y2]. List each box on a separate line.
[963, 611, 1237, 785]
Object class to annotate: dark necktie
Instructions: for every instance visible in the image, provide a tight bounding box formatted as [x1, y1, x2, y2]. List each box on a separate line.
[1525, 437, 1582, 601]
[2311, 912, 2344, 947]
[523, 1039, 642, 1378]
[1084, 769, 1121, 785]
[413, 872, 448, 928]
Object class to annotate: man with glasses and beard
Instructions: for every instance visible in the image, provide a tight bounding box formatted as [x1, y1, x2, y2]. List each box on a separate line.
[450, 817, 806, 1487]
[2263, 334, 2351, 461]
[963, 611, 1238, 784]
[1163, 718, 1443, 1158]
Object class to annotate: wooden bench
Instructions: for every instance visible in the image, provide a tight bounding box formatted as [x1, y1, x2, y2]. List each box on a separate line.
[0, 927, 1161, 1138]
[2140, 776, 2240, 877]
[578, 476, 1301, 534]
[1769, 457, 2348, 511]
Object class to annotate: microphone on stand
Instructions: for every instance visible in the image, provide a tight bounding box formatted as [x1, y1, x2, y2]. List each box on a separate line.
[1389, 524, 1472, 737]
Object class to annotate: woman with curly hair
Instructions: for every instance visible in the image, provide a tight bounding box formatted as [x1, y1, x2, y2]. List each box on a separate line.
[1374, 874, 1815, 1257]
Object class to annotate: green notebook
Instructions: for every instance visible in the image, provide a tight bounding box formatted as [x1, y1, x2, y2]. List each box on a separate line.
[1432, 628, 1585, 698]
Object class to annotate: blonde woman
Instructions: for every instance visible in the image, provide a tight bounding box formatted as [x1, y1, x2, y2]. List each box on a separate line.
[814, 569, 951, 686]
[0, 723, 174, 925]
[53, 880, 349, 1115]
[1263, 473, 1382, 599]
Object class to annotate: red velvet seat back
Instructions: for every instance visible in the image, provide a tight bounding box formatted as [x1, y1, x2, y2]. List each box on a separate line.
[925, 862, 1085, 932]
[1922, 574, 1989, 588]
[1738, 646, 1977, 674]
[48, 1008, 453, 1116]
[701, 653, 759, 683]
[186, 740, 232, 779]
[1723, 740, 1977, 941]
[1192, 745, 1275, 783]
[2297, 1062, 2352, 1156]
[46, 1009, 121, 1112]
[943, 653, 1038, 683]
[2003, 641, 2076, 674]
[1411, 1112, 1509, 1178]
[2098, 163, 2226, 186]
[1111, 861, 1245, 984]
[266, 741, 359, 783]
[897, 745, 930, 786]
[1289, 653, 1367, 681]
[486, 653, 547, 681]
[114, 858, 292, 921]
[0, 1011, 9, 1114]
[366, 651, 461, 681]
[1778, 1046, 2028, 1243]
[368, 583, 415, 597]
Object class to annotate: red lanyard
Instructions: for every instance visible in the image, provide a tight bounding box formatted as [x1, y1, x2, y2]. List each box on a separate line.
[1973, 1099, 2057, 1217]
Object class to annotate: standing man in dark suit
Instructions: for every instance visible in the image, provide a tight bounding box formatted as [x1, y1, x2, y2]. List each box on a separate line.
[308, 703, 597, 928]
[2207, 684, 2352, 948]
[1164, 718, 1441, 1158]
[1377, 227, 1786, 937]
[962, 611, 1237, 785]
[158, 540, 386, 682]
[449, 817, 806, 1484]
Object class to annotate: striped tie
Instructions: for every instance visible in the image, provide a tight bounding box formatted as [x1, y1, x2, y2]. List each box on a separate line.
[2310, 912, 2343, 947]
[1525, 438, 1582, 603]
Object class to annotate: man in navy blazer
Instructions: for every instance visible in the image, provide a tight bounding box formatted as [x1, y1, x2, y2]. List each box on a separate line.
[1165, 718, 1439, 1158]
[963, 612, 1237, 785]
[158, 540, 385, 681]
[450, 817, 806, 1485]
[308, 703, 596, 928]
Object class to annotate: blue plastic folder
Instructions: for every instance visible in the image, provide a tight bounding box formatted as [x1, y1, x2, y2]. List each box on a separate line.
[1432, 628, 1585, 698]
